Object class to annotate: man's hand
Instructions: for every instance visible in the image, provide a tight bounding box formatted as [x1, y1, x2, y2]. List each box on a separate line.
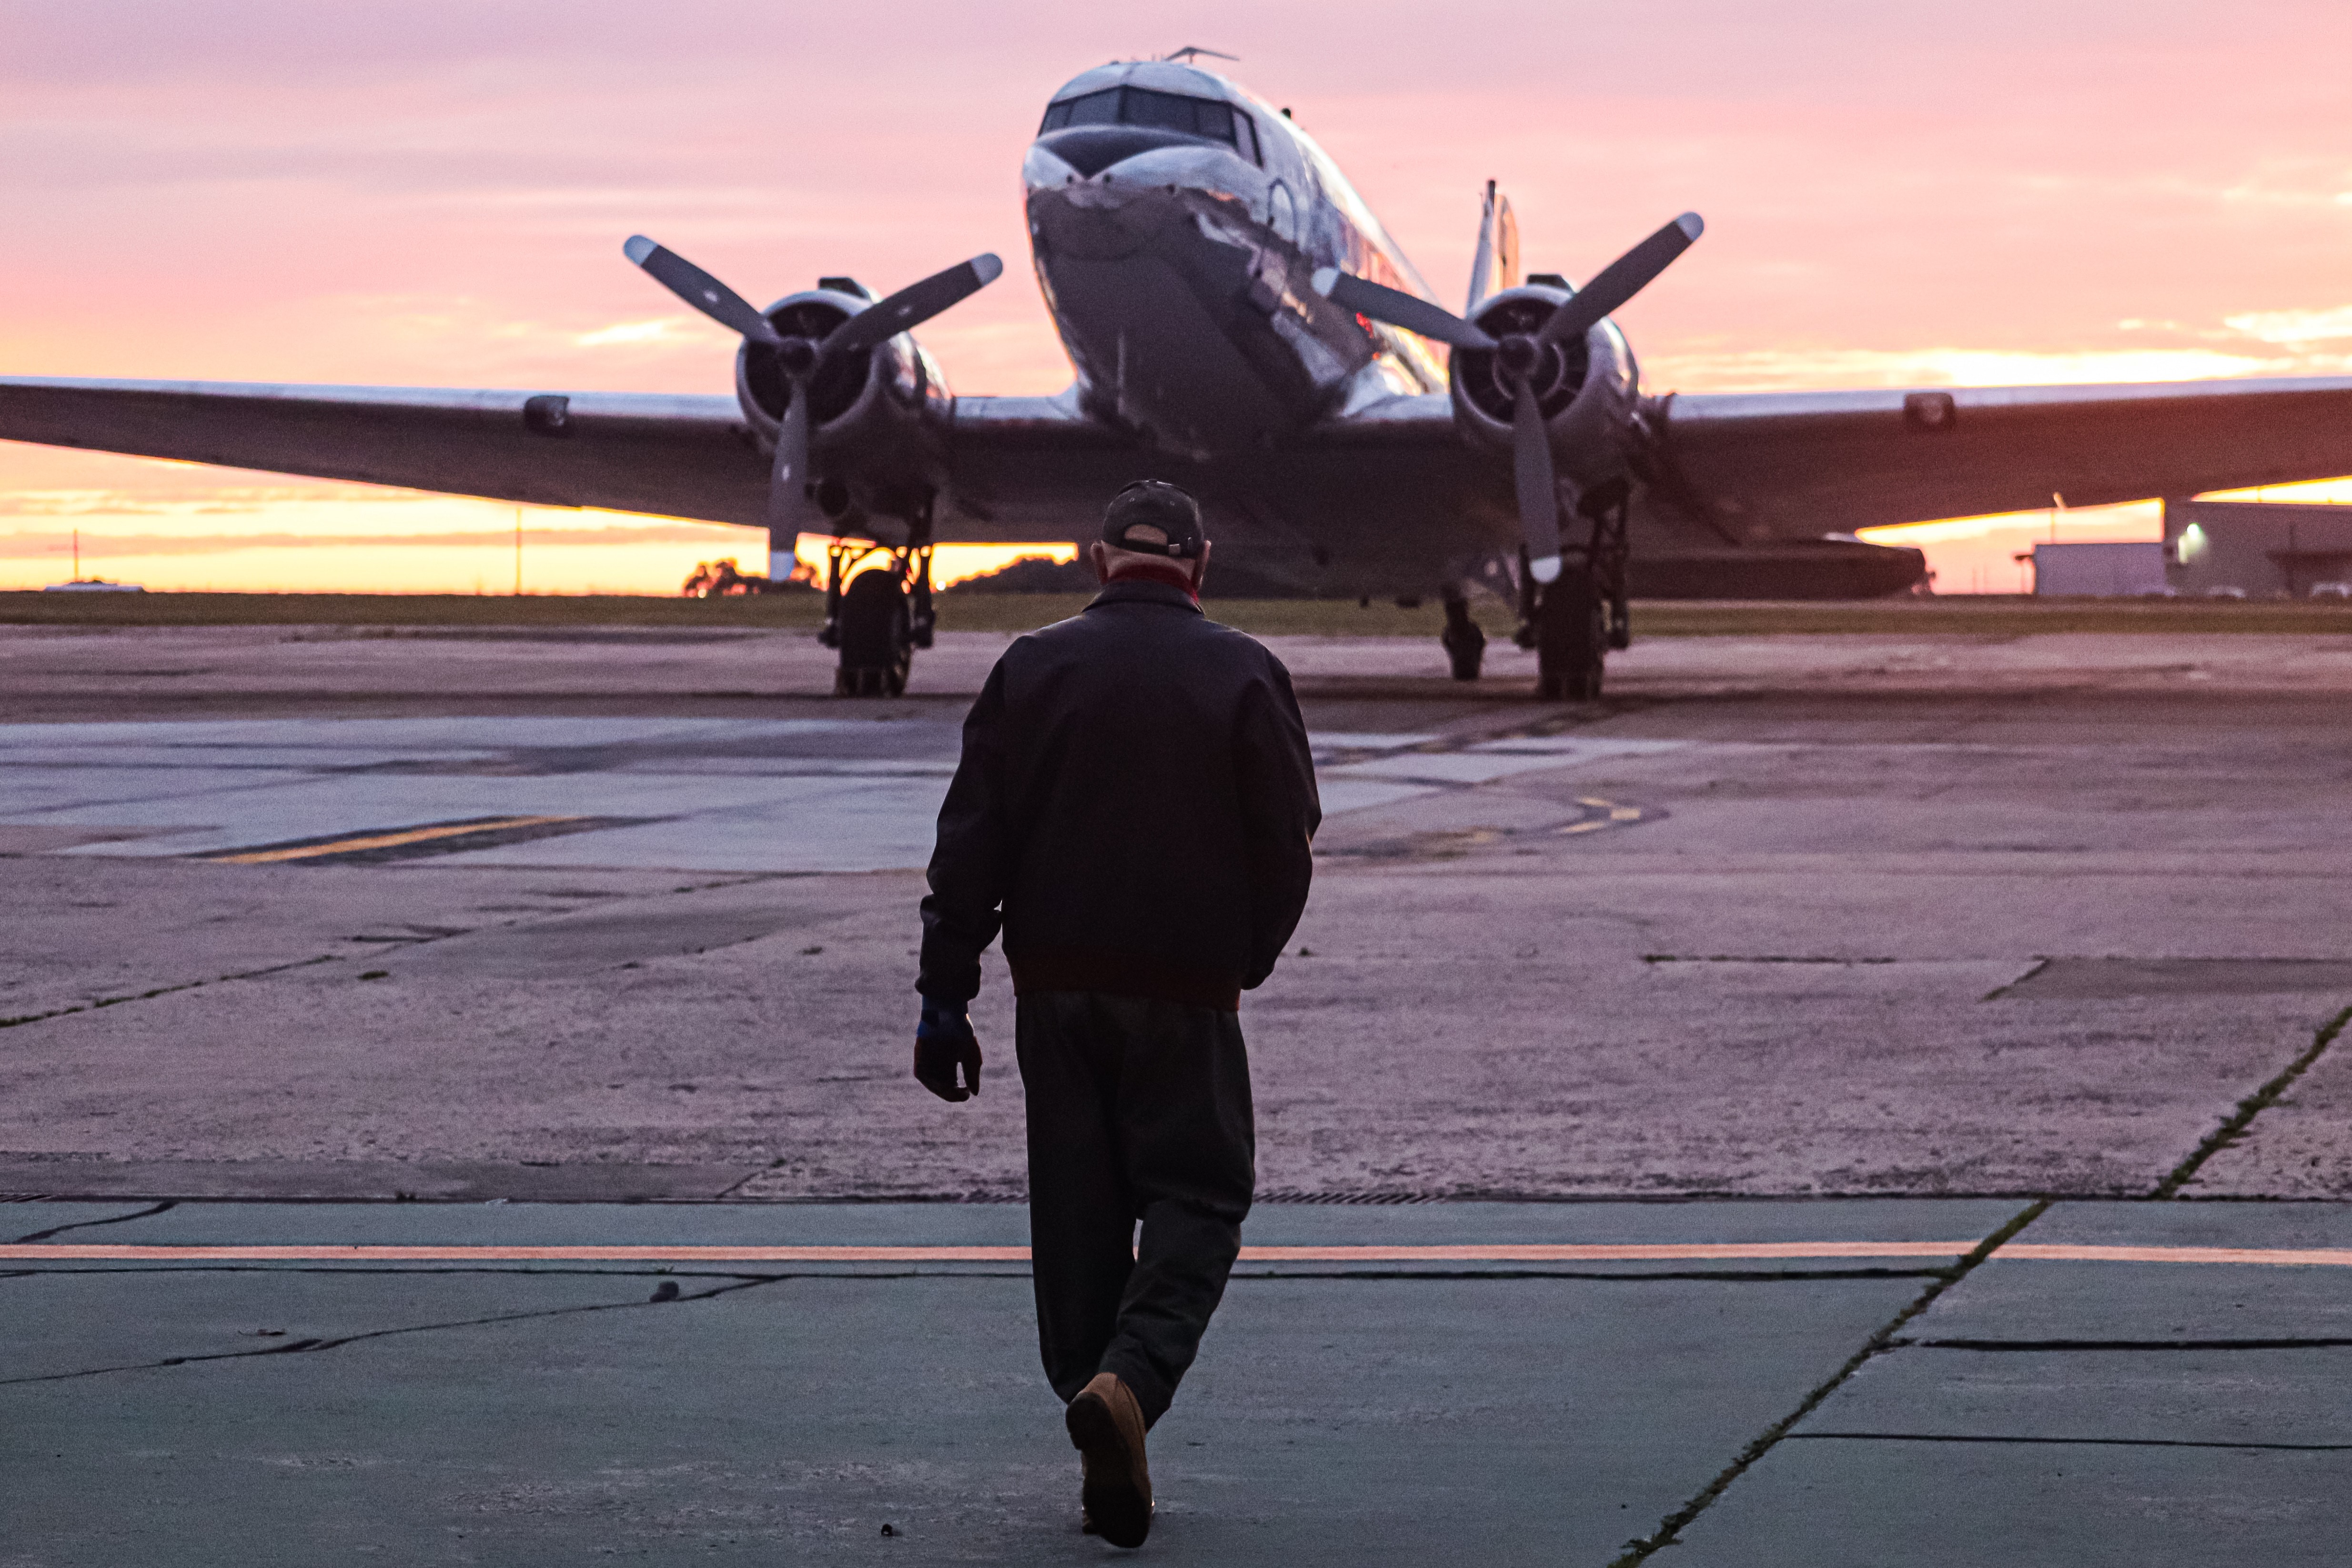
[915, 997, 983, 1102]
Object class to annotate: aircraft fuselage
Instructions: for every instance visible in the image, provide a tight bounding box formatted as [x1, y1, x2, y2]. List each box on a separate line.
[1023, 61, 1446, 461]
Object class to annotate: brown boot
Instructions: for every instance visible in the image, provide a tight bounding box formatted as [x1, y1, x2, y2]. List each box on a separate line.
[1065, 1372, 1152, 1548]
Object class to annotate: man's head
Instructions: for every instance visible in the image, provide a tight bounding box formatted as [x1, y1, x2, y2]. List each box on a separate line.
[1092, 480, 1211, 590]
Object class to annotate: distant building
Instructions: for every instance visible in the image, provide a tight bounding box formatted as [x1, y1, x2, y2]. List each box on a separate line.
[2165, 499, 2352, 598]
[2023, 541, 2168, 597]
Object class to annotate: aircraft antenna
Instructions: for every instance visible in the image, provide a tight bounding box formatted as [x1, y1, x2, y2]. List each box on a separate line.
[1162, 46, 1239, 63]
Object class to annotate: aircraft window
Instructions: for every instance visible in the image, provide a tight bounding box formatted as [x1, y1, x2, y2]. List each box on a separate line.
[1067, 89, 1120, 126]
[1121, 87, 1200, 133]
[1040, 86, 1251, 157]
[1040, 89, 1120, 132]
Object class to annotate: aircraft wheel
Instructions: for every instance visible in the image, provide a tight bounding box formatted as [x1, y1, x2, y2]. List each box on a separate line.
[1534, 566, 1605, 701]
[1439, 598, 1487, 681]
[833, 569, 913, 698]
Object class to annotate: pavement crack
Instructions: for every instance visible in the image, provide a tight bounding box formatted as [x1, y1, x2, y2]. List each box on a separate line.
[1979, 957, 2051, 1001]
[0, 1274, 781, 1387]
[0, 955, 343, 1031]
[1789, 1432, 2352, 1453]
[2153, 1003, 2352, 1199]
[12, 1200, 175, 1244]
[1641, 954, 1902, 966]
[708, 1165, 772, 1200]
[1606, 1198, 2052, 1568]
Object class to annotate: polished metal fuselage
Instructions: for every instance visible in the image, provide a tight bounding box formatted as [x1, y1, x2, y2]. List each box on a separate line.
[1021, 62, 1444, 461]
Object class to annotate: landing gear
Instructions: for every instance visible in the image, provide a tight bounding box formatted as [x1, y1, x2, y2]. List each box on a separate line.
[1518, 481, 1630, 702]
[1532, 565, 1605, 701]
[833, 569, 911, 696]
[1440, 593, 1487, 681]
[818, 526, 934, 698]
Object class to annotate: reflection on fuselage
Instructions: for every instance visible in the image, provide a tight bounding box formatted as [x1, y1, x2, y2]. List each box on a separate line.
[1020, 61, 1444, 460]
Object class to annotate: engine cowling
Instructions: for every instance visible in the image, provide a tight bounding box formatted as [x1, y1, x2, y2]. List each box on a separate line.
[733, 287, 954, 526]
[1447, 281, 1641, 502]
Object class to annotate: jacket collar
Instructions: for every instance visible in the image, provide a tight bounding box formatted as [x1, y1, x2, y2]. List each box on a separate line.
[1087, 577, 1203, 615]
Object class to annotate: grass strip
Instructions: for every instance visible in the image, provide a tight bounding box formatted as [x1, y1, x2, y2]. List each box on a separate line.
[9, 591, 2352, 638]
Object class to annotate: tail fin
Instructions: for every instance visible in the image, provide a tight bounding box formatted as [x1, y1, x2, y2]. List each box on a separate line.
[1465, 180, 1519, 314]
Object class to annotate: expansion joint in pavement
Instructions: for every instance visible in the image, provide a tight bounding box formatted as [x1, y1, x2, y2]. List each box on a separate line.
[2152, 1003, 2352, 1199]
[0, 1270, 784, 1388]
[1787, 1432, 2352, 1453]
[10, 1200, 175, 1244]
[1902, 1335, 2352, 1352]
[1606, 1197, 2054, 1568]
[0, 954, 354, 1032]
[0, 893, 692, 1038]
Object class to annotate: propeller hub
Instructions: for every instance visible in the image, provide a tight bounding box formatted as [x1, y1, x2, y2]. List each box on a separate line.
[776, 338, 820, 379]
[1496, 335, 1540, 379]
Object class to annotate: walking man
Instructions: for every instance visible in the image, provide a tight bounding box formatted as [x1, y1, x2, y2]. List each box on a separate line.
[914, 480, 1321, 1548]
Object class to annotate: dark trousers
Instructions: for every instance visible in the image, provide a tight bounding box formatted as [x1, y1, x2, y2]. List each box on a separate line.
[1015, 990, 1255, 1427]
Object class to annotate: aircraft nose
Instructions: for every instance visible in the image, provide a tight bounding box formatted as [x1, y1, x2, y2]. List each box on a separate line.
[1028, 125, 1202, 181]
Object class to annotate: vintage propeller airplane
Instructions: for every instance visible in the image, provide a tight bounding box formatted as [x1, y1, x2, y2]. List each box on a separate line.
[7, 54, 2352, 696]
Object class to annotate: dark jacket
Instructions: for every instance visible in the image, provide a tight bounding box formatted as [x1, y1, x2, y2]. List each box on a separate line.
[919, 578, 1321, 1012]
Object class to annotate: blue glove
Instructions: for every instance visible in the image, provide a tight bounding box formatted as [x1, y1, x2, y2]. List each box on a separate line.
[914, 997, 982, 1102]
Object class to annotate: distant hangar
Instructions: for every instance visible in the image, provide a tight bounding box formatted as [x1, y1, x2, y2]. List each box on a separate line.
[2023, 498, 2352, 598]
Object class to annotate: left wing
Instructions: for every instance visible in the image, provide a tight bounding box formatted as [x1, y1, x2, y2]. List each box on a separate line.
[0, 377, 770, 525]
[0, 376, 1161, 543]
[1653, 376, 2352, 540]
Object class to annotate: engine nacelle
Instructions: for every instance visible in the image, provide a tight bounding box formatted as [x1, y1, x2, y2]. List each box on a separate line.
[1446, 281, 1641, 504]
[734, 286, 955, 528]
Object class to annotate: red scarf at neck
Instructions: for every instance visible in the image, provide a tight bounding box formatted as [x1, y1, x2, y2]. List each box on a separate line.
[1107, 559, 1201, 605]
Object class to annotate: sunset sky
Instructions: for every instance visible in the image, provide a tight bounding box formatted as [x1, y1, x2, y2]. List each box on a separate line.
[6, 0, 2352, 595]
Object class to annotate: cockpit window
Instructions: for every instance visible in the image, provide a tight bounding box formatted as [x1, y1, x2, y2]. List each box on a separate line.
[1040, 86, 1260, 164]
[1051, 89, 1120, 129]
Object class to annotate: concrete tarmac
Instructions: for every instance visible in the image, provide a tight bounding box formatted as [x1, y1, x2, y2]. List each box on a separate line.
[3, 617, 2350, 1561]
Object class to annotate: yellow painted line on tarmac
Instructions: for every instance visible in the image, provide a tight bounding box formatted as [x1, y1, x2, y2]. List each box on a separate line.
[0, 1241, 1982, 1263]
[1557, 796, 1647, 835]
[1242, 1242, 1979, 1263]
[207, 816, 581, 865]
[4, 1241, 2344, 1265]
[2001, 1243, 2352, 1267]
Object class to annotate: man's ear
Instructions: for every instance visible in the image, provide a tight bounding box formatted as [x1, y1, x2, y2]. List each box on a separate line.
[1089, 541, 1111, 586]
[1190, 539, 1212, 591]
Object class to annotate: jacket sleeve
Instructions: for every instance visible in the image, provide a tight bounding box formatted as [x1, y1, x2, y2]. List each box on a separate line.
[1234, 654, 1322, 990]
[918, 658, 1015, 1003]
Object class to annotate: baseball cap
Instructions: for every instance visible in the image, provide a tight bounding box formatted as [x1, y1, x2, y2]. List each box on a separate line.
[1101, 480, 1205, 560]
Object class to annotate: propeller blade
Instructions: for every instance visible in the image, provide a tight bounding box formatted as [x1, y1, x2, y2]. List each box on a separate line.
[1535, 212, 1704, 349]
[1513, 377, 1563, 582]
[818, 253, 1005, 364]
[623, 235, 781, 344]
[763, 383, 813, 536]
[1310, 268, 1497, 352]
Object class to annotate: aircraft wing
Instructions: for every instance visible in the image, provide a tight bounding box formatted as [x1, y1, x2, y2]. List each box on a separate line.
[0, 376, 1162, 541]
[0, 376, 772, 525]
[1653, 376, 2352, 540]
